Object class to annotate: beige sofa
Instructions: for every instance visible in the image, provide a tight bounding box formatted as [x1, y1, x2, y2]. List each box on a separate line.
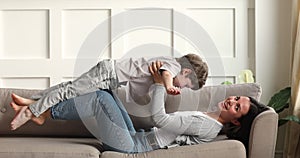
[0, 83, 278, 158]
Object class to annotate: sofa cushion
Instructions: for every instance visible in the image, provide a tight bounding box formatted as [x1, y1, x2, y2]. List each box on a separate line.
[0, 137, 101, 158]
[100, 140, 246, 158]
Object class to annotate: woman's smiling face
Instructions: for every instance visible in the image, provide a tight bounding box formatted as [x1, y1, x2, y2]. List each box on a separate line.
[217, 96, 251, 125]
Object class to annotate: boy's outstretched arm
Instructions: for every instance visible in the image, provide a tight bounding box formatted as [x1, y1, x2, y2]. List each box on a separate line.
[160, 70, 180, 95]
[149, 61, 180, 95]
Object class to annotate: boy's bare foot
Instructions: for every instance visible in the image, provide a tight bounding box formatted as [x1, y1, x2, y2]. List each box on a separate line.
[10, 94, 46, 130]
[10, 102, 33, 130]
[11, 93, 35, 106]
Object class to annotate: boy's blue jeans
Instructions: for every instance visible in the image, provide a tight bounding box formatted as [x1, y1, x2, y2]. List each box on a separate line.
[30, 59, 119, 117]
[50, 90, 154, 153]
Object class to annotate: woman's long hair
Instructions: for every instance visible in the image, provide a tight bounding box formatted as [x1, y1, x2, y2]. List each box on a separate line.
[224, 97, 269, 154]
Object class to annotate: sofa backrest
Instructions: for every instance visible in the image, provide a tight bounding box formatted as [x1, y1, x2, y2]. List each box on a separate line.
[0, 83, 262, 137]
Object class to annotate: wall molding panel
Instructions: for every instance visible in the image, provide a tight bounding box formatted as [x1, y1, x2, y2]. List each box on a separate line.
[0, 9, 49, 59]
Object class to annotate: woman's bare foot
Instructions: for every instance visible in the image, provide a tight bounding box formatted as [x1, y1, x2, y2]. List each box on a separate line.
[10, 94, 47, 130]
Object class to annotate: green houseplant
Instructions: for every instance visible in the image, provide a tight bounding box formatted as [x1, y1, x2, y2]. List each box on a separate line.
[267, 87, 300, 126]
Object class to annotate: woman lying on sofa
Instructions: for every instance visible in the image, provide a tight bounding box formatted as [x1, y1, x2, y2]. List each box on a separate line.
[10, 62, 268, 154]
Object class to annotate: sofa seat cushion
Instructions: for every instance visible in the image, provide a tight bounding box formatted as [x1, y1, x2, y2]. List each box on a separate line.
[101, 140, 246, 158]
[0, 137, 102, 158]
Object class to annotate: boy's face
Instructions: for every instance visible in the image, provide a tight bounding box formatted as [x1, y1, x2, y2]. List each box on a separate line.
[173, 68, 194, 89]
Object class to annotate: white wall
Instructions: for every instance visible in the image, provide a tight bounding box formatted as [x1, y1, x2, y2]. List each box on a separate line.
[255, 0, 292, 103]
[255, 0, 292, 157]
[0, 0, 250, 88]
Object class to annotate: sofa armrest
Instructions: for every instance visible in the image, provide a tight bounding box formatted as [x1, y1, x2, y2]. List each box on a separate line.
[248, 108, 278, 158]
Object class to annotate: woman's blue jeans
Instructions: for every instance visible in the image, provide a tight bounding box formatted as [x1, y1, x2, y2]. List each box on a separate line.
[51, 90, 153, 153]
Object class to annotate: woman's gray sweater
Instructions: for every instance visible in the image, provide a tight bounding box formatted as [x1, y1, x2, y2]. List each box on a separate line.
[151, 84, 223, 148]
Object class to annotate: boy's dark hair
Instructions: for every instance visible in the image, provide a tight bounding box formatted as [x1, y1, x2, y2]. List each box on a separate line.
[224, 97, 269, 154]
[176, 54, 208, 90]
